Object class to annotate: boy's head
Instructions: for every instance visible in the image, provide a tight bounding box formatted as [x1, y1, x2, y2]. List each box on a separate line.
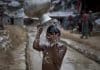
[46, 25, 61, 43]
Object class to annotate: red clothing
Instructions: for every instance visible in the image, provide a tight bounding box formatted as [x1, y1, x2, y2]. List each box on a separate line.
[77, 0, 81, 12]
[82, 13, 89, 22]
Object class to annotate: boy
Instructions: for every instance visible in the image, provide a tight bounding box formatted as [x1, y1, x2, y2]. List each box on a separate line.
[33, 25, 67, 70]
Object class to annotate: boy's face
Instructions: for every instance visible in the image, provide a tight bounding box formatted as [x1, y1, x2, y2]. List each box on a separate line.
[46, 33, 60, 43]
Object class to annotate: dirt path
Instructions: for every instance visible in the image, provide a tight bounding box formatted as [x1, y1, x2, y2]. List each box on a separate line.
[0, 25, 27, 70]
[60, 29, 100, 51]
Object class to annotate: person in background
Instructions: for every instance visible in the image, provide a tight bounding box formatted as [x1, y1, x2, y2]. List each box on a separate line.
[0, 6, 4, 30]
[33, 25, 67, 70]
[81, 12, 89, 39]
[88, 10, 94, 36]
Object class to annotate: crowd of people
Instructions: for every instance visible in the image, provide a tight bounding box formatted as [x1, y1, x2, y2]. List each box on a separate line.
[65, 10, 94, 39]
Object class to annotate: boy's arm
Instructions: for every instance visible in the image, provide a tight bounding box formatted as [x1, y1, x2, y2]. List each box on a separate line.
[33, 25, 43, 51]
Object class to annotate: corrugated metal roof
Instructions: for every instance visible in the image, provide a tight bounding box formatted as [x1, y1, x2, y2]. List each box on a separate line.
[47, 11, 76, 17]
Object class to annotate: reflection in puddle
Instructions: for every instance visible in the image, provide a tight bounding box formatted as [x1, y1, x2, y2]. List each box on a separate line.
[62, 47, 100, 70]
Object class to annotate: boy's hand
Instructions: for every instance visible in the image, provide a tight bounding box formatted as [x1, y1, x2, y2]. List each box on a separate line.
[37, 24, 43, 36]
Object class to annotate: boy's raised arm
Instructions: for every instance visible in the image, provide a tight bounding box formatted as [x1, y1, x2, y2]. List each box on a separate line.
[33, 25, 43, 51]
